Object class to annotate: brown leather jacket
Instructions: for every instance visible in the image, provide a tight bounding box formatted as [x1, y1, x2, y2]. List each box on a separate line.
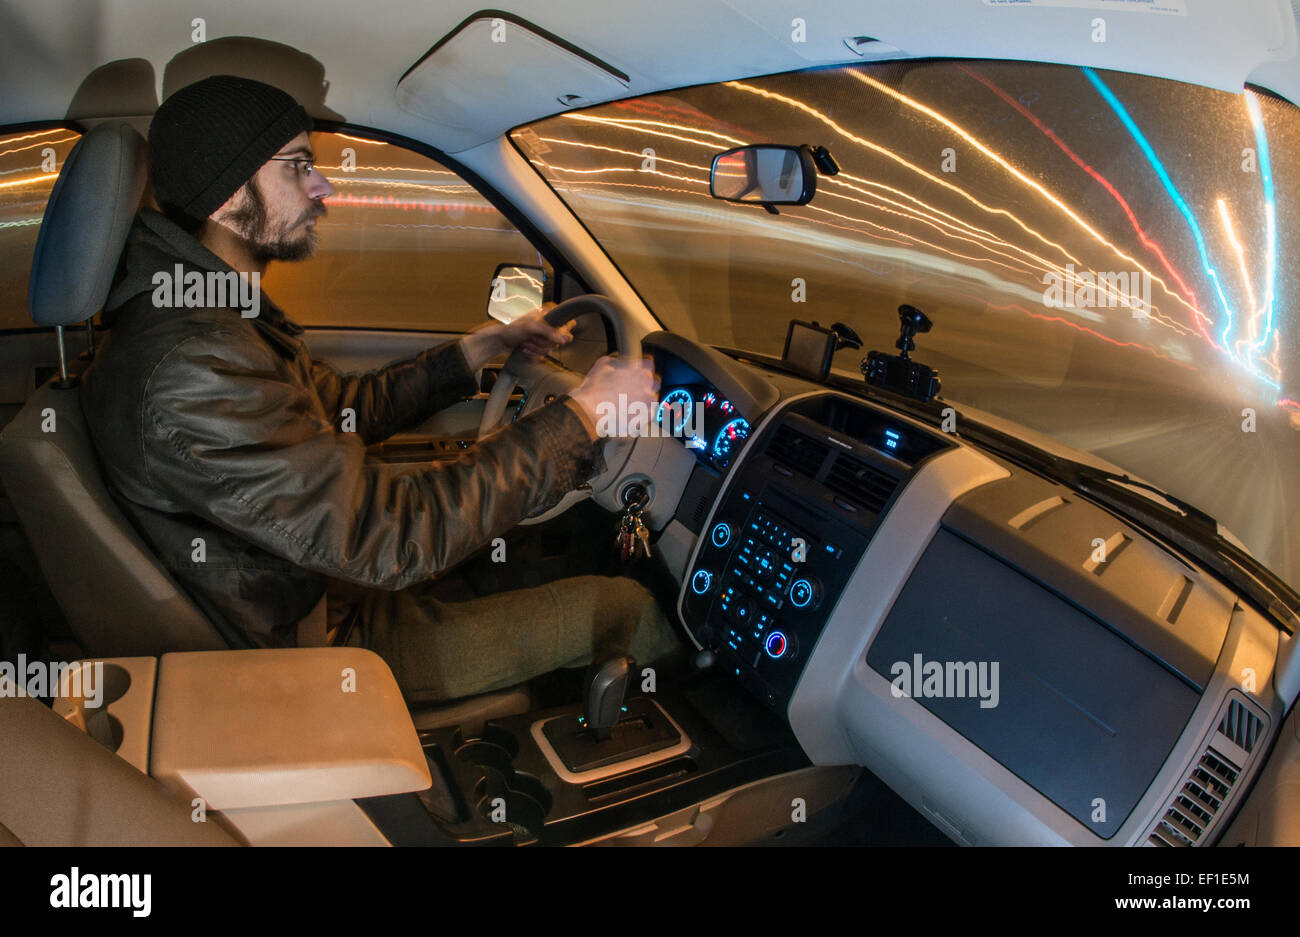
[81, 209, 605, 648]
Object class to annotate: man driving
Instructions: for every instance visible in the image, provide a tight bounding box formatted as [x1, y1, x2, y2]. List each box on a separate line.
[81, 75, 681, 702]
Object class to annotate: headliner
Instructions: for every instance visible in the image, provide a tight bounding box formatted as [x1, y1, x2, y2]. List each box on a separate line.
[1, 0, 1297, 153]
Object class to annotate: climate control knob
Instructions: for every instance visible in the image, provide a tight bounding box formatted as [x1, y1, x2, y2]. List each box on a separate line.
[691, 569, 714, 595]
[710, 522, 732, 549]
[788, 577, 821, 609]
[764, 631, 791, 659]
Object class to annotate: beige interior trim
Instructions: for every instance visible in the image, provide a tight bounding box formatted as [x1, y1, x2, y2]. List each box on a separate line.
[50, 657, 156, 774]
[0, 696, 238, 846]
[216, 800, 391, 846]
[150, 648, 431, 810]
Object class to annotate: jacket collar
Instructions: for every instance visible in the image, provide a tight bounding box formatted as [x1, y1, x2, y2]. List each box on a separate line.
[105, 208, 305, 357]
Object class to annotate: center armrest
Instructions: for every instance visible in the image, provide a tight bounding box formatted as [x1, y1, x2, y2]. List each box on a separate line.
[150, 648, 430, 810]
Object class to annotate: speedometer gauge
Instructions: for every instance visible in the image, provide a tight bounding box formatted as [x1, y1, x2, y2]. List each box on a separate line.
[711, 417, 750, 469]
[656, 388, 694, 435]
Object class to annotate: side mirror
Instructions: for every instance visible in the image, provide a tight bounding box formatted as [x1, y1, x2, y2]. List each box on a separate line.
[487, 263, 545, 324]
[710, 144, 817, 208]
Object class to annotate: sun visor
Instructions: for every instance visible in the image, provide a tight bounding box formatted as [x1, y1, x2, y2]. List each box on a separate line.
[396, 15, 630, 152]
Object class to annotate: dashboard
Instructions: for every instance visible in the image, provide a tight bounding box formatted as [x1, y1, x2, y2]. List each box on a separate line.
[638, 332, 1295, 847]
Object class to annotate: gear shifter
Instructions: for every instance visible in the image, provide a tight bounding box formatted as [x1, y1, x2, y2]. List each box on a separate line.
[542, 653, 682, 773]
[584, 655, 632, 741]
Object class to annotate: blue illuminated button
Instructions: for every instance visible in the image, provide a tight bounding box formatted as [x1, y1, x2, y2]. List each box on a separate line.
[691, 569, 714, 595]
[765, 631, 789, 659]
[710, 522, 732, 549]
[789, 579, 815, 608]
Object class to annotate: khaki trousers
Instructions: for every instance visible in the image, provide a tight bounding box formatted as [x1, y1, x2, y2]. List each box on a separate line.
[330, 574, 682, 703]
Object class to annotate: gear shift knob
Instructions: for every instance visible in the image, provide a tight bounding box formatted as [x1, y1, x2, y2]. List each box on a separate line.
[585, 655, 633, 741]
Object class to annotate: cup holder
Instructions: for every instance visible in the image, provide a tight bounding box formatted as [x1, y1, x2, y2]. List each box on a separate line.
[453, 725, 552, 842]
[56, 662, 132, 755]
[455, 741, 513, 773]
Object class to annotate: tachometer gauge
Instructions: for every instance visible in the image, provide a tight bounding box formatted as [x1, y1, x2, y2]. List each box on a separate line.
[656, 388, 694, 435]
[711, 417, 750, 468]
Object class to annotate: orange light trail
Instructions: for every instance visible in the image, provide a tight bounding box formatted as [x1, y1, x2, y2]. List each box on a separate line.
[0, 174, 58, 192]
[0, 134, 78, 159]
[538, 125, 1173, 318]
[989, 303, 1198, 369]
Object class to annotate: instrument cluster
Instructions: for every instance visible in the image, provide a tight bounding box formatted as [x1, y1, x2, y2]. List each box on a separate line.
[656, 384, 751, 471]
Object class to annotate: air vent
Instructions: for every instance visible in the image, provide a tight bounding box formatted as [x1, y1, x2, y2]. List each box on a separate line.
[1147, 746, 1240, 846]
[825, 454, 897, 514]
[766, 425, 830, 477]
[1146, 696, 1265, 846]
[1218, 699, 1264, 753]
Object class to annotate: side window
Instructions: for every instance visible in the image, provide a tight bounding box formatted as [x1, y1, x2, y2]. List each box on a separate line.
[0, 127, 82, 330]
[262, 131, 549, 332]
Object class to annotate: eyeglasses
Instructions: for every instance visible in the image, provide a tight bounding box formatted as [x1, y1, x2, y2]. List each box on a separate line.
[268, 156, 315, 177]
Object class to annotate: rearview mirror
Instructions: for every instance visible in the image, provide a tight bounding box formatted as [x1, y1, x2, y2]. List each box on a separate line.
[709, 145, 817, 207]
[487, 264, 545, 324]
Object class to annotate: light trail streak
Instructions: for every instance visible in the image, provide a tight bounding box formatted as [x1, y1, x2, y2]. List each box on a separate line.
[1243, 91, 1278, 369]
[1216, 198, 1259, 362]
[1082, 68, 1237, 352]
[958, 65, 1212, 340]
[849, 70, 1202, 335]
[0, 134, 78, 159]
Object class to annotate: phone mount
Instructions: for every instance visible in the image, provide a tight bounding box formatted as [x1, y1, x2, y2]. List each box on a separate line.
[860, 305, 942, 403]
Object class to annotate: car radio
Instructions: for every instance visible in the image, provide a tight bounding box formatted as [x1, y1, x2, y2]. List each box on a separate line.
[682, 481, 871, 711]
[678, 394, 952, 713]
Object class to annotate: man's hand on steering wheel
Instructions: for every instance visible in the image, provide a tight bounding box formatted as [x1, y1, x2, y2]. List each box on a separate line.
[568, 355, 661, 433]
[505, 303, 578, 362]
[462, 303, 577, 370]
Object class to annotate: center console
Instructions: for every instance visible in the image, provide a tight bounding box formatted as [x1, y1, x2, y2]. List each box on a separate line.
[678, 392, 952, 713]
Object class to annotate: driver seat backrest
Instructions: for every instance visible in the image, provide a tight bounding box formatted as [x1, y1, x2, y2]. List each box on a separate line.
[0, 120, 228, 657]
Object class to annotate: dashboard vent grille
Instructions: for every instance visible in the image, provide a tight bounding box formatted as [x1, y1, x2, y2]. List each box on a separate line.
[825, 454, 897, 514]
[1218, 699, 1263, 753]
[766, 425, 830, 477]
[1147, 746, 1240, 846]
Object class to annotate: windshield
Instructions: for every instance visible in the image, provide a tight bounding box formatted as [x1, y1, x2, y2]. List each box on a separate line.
[514, 60, 1300, 593]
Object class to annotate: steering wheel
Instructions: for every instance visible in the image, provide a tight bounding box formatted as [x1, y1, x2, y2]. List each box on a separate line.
[477, 294, 639, 525]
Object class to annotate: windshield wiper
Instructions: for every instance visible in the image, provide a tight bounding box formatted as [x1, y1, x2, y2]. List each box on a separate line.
[1072, 467, 1218, 532]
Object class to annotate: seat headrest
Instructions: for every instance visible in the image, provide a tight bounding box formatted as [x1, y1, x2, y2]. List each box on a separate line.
[27, 121, 146, 327]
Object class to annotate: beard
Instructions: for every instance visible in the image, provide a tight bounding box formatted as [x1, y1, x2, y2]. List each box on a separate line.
[228, 179, 324, 263]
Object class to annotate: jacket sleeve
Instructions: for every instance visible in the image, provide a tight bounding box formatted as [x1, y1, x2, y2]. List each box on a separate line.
[140, 328, 605, 591]
[307, 338, 480, 444]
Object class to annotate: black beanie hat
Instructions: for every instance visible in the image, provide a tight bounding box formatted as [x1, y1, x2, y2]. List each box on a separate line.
[148, 75, 313, 224]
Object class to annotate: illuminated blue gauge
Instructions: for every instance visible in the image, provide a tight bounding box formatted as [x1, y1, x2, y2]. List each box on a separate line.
[702, 391, 717, 409]
[718, 399, 736, 416]
[711, 417, 750, 468]
[656, 388, 694, 434]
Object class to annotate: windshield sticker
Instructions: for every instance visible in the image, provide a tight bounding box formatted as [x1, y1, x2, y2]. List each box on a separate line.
[982, 0, 1187, 14]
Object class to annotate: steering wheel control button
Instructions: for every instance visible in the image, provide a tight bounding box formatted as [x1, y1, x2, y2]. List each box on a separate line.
[789, 577, 820, 609]
[710, 522, 732, 549]
[764, 631, 789, 659]
[691, 569, 714, 595]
